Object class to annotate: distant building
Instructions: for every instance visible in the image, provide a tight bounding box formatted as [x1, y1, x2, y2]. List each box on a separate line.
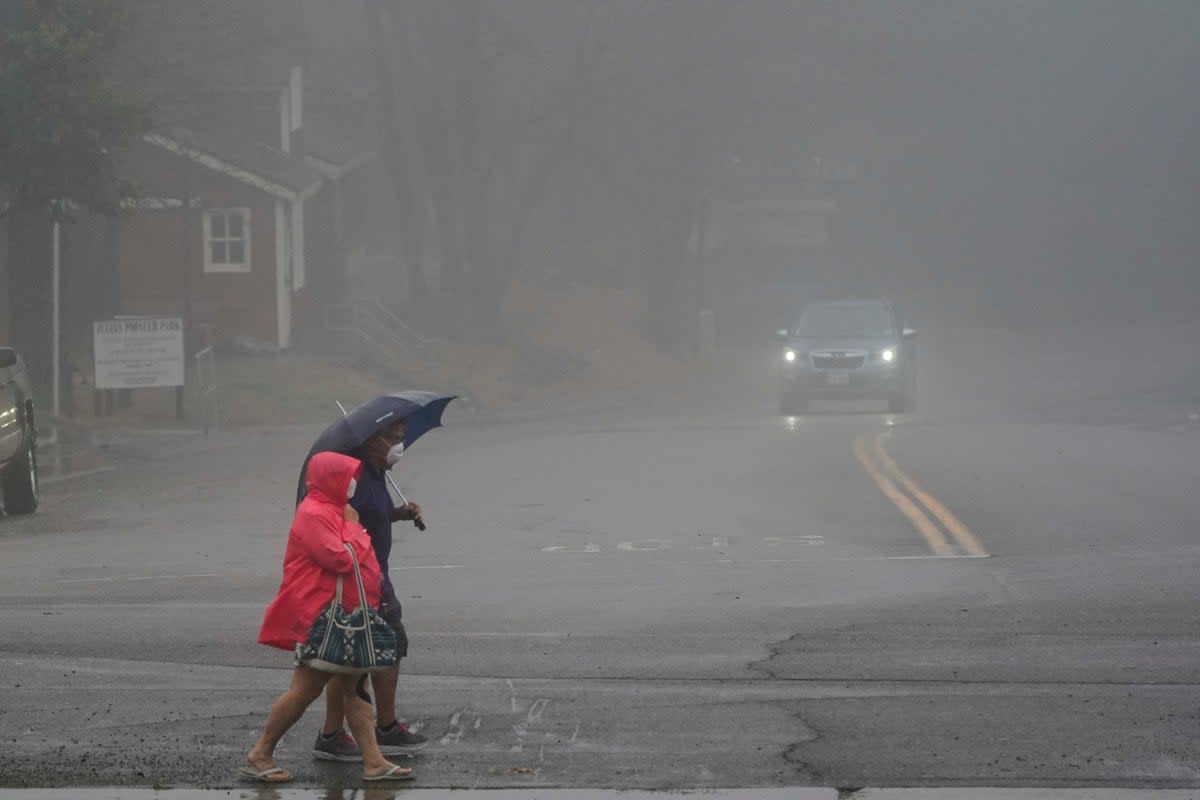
[114, 66, 376, 350]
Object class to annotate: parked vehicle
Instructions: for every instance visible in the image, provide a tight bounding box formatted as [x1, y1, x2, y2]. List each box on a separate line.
[0, 347, 38, 514]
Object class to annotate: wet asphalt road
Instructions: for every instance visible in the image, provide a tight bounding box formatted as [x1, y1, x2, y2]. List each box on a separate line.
[0, 321, 1198, 790]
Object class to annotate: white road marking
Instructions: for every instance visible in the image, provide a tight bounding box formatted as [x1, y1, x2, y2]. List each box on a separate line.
[441, 711, 466, 744]
[885, 554, 990, 560]
[422, 633, 571, 642]
[53, 573, 223, 584]
[45, 547, 987, 590]
[526, 698, 550, 723]
[40, 466, 115, 486]
[540, 542, 600, 553]
[512, 697, 551, 753]
[763, 535, 825, 546]
[618, 539, 670, 551]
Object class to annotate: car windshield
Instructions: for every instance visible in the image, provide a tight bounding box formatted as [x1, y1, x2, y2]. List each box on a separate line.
[794, 303, 895, 338]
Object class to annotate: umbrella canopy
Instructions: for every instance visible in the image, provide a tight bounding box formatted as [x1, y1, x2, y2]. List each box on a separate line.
[296, 391, 456, 505]
[327, 391, 456, 452]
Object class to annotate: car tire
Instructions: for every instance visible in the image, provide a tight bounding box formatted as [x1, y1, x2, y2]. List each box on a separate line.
[2, 440, 38, 515]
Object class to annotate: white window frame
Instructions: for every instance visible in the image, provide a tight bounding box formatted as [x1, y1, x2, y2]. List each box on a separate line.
[203, 207, 252, 273]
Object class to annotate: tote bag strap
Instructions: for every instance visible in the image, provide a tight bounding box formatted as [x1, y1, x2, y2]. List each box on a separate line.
[342, 542, 371, 612]
[324, 543, 355, 614]
[342, 541, 378, 669]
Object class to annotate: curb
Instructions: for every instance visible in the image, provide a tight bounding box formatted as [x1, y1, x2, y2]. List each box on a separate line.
[3, 787, 1198, 799]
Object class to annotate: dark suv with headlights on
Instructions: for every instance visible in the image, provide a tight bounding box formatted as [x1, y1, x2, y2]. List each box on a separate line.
[777, 299, 916, 414]
[0, 346, 38, 514]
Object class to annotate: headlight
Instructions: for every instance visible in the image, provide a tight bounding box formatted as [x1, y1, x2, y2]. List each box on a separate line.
[881, 348, 896, 363]
[784, 349, 797, 362]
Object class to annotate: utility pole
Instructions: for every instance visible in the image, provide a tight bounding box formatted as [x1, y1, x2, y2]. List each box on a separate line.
[178, 157, 194, 422]
[47, 218, 61, 445]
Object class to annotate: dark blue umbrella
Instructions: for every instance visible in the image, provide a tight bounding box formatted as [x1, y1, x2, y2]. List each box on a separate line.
[331, 391, 456, 452]
[296, 391, 456, 525]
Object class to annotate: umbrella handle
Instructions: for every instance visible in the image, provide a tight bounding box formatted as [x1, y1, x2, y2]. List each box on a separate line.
[338, 400, 429, 531]
[385, 473, 426, 532]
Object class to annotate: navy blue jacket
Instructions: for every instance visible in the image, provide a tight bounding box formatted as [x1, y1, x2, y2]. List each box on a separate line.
[349, 456, 397, 598]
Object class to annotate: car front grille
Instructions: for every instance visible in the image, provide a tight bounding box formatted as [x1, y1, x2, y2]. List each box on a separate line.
[810, 352, 867, 370]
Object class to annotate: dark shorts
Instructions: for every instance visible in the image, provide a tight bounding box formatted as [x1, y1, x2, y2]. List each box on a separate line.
[380, 599, 409, 659]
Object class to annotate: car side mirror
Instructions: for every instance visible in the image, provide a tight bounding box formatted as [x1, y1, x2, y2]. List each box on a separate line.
[901, 328, 917, 340]
[0, 347, 17, 369]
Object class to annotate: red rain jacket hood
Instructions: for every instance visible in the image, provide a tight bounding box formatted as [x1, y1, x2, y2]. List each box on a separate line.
[258, 451, 383, 650]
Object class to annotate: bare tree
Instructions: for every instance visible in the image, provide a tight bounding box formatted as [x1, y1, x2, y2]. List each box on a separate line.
[363, 0, 607, 336]
[617, 0, 748, 354]
[357, 0, 748, 349]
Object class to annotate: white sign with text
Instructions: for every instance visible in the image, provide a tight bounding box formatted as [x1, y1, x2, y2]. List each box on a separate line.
[93, 317, 185, 389]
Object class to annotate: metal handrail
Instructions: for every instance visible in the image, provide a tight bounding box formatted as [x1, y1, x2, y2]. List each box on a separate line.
[195, 345, 218, 433]
[362, 298, 440, 348]
[324, 302, 442, 365]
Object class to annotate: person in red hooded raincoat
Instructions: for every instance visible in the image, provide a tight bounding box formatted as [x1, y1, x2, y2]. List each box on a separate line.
[240, 451, 414, 783]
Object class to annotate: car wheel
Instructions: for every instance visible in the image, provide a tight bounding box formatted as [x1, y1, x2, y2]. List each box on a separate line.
[2, 440, 38, 515]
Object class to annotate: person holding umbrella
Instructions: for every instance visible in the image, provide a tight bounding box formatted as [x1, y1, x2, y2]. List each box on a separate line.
[244, 450, 413, 783]
[297, 392, 455, 762]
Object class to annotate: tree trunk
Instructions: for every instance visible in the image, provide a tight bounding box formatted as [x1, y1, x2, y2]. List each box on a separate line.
[640, 136, 702, 358]
[640, 188, 672, 351]
[6, 210, 54, 404]
[363, 0, 428, 308]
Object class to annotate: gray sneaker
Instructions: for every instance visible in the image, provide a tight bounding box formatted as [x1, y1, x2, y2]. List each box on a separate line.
[376, 721, 429, 755]
[312, 729, 363, 762]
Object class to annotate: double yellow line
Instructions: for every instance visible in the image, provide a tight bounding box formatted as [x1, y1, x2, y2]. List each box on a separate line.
[854, 431, 988, 558]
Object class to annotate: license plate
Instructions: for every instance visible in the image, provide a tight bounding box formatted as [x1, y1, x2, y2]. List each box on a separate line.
[826, 372, 850, 386]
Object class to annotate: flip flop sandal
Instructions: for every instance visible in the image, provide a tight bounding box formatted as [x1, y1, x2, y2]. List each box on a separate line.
[364, 765, 416, 782]
[238, 765, 293, 783]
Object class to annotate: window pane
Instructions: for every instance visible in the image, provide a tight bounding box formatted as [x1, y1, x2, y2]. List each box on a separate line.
[228, 211, 244, 239]
[210, 242, 227, 264]
[228, 241, 245, 264]
[209, 212, 226, 238]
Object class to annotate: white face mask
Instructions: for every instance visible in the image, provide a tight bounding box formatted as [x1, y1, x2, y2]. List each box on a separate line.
[347, 477, 357, 500]
[385, 441, 405, 466]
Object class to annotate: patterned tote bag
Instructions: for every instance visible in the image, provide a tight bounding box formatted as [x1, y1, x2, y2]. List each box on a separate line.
[296, 542, 398, 673]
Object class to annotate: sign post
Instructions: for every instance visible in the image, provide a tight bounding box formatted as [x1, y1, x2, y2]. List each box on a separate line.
[93, 318, 186, 416]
